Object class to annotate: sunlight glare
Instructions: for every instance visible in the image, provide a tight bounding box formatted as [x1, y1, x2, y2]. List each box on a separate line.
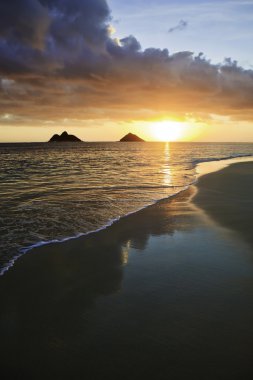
[150, 120, 185, 142]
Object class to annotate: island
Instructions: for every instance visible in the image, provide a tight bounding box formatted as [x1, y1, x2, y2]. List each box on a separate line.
[49, 131, 82, 142]
[119, 133, 145, 142]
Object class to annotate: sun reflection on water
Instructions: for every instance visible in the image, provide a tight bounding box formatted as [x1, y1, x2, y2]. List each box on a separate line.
[162, 143, 172, 187]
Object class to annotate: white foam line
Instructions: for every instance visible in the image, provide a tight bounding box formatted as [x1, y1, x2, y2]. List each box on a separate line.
[0, 218, 120, 276]
[195, 154, 253, 178]
[0, 187, 189, 276]
[1, 153, 253, 276]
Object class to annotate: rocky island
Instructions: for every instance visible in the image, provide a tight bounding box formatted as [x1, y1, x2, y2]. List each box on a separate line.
[49, 131, 82, 142]
[120, 133, 145, 142]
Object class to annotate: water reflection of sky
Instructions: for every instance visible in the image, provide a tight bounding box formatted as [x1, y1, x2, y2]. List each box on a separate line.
[121, 240, 130, 265]
[1, 180, 253, 379]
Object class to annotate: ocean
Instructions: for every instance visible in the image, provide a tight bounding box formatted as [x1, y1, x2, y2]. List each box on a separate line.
[1, 141, 253, 274]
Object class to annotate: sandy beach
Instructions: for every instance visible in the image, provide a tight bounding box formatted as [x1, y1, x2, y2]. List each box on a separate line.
[1, 161, 253, 379]
[194, 161, 253, 248]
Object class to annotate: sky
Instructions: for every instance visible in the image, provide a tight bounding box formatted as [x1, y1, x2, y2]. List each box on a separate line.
[0, 0, 253, 142]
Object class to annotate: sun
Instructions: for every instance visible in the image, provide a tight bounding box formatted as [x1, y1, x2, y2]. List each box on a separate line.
[150, 120, 185, 142]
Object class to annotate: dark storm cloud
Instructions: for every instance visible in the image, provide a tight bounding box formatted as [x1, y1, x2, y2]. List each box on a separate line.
[0, 0, 253, 124]
[0, 0, 111, 74]
[41, 0, 110, 47]
[168, 20, 188, 33]
[0, 0, 50, 49]
[0, 0, 110, 49]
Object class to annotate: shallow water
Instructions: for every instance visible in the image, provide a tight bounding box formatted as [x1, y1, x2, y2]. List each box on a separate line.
[0, 141, 253, 272]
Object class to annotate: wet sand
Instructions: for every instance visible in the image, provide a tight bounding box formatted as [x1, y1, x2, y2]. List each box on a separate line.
[1, 162, 253, 379]
[194, 161, 253, 248]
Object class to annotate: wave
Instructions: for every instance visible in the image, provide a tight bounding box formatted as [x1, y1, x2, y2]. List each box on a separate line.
[81, 184, 184, 191]
[193, 153, 253, 165]
[0, 186, 188, 276]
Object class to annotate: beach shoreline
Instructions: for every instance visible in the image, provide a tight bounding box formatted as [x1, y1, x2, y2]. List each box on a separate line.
[0, 160, 253, 379]
[193, 161, 253, 248]
[1, 155, 253, 277]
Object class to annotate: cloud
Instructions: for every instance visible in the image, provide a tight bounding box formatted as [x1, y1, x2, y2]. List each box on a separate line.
[0, 1, 253, 126]
[0, 0, 50, 49]
[168, 20, 188, 33]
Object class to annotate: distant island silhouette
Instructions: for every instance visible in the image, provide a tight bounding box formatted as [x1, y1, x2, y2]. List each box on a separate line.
[120, 133, 145, 142]
[49, 131, 82, 142]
